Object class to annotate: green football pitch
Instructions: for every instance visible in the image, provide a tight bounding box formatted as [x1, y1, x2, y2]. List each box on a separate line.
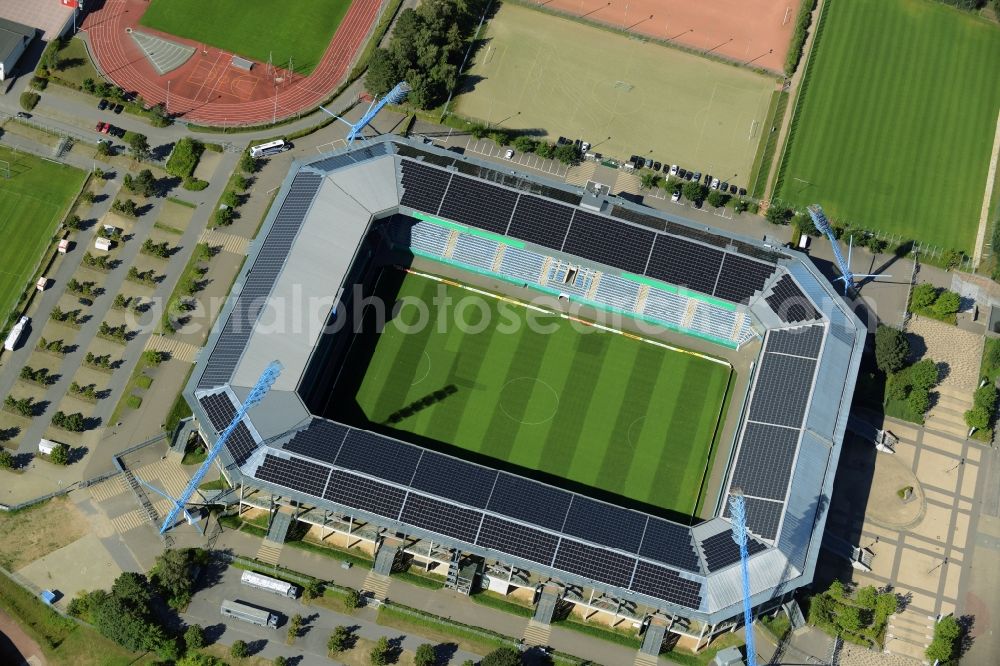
[333, 270, 732, 517]
[453, 3, 776, 186]
[140, 0, 352, 75]
[0, 147, 85, 331]
[776, 0, 1000, 253]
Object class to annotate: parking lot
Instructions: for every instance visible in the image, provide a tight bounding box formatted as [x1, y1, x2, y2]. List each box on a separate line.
[463, 137, 569, 179]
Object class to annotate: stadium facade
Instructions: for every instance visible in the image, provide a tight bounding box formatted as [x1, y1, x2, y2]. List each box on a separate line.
[186, 136, 865, 633]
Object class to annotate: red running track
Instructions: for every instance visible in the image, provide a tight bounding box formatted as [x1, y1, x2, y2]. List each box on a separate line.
[84, 0, 381, 126]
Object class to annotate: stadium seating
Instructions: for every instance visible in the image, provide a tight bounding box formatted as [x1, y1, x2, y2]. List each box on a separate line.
[548, 262, 594, 297]
[640, 288, 688, 329]
[409, 221, 451, 257]
[451, 233, 499, 271]
[593, 273, 641, 312]
[691, 304, 738, 342]
[499, 245, 547, 284]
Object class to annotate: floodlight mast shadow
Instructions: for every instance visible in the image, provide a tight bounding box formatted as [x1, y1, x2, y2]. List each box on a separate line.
[728, 491, 757, 666]
[159, 361, 283, 534]
[319, 81, 411, 146]
[807, 204, 889, 295]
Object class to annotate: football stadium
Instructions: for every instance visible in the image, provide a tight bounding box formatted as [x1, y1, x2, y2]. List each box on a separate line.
[186, 136, 864, 643]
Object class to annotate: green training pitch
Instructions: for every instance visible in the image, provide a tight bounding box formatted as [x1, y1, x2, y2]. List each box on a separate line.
[0, 147, 85, 328]
[333, 270, 732, 517]
[139, 0, 352, 75]
[776, 0, 1000, 253]
[453, 3, 776, 186]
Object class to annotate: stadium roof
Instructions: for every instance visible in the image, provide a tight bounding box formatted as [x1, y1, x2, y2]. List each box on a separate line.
[187, 136, 864, 623]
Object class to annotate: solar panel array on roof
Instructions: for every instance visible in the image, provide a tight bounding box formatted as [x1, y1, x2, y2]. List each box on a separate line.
[748, 353, 817, 428]
[281, 418, 349, 464]
[700, 528, 768, 571]
[714, 254, 775, 304]
[487, 473, 572, 531]
[729, 423, 800, 501]
[198, 171, 322, 389]
[726, 495, 785, 541]
[554, 539, 635, 588]
[640, 517, 700, 572]
[476, 515, 559, 565]
[438, 176, 518, 235]
[227, 422, 259, 466]
[256, 454, 331, 497]
[308, 143, 388, 173]
[508, 196, 574, 248]
[563, 496, 646, 553]
[646, 235, 723, 295]
[399, 159, 451, 214]
[766, 275, 820, 323]
[199, 392, 236, 431]
[610, 205, 666, 232]
[324, 469, 406, 519]
[631, 561, 702, 608]
[766, 325, 825, 358]
[335, 430, 422, 486]
[663, 221, 729, 249]
[410, 450, 498, 508]
[400, 493, 483, 543]
[396, 145, 456, 168]
[562, 210, 653, 274]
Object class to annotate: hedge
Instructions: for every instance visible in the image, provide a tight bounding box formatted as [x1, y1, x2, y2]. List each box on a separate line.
[785, 0, 818, 76]
[166, 138, 205, 179]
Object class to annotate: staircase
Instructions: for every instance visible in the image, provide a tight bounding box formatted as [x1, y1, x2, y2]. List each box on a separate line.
[523, 620, 552, 647]
[565, 161, 597, 187]
[885, 609, 934, 662]
[123, 469, 161, 526]
[362, 570, 392, 600]
[255, 508, 293, 565]
[925, 384, 974, 438]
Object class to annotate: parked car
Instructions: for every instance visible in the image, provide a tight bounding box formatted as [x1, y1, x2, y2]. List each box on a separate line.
[15, 111, 30, 119]
[704, 173, 712, 185]
[652, 161, 661, 171]
[729, 184, 738, 194]
[738, 187, 747, 196]
[692, 172, 702, 184]
[113, 104, 124, 114]
[110, 126, 126, 138]
[634, 157, 646, 169]
[671, 189, 681, 202]
[581, 141, 591, 153]
[711, 178, 720, 190]
[669, 164, 678, 176]
[100, 123, 110, 134]
[503, 148, 514, 160]
[720, 181, 729, 192]
[95, 121, 106, 133]
[98, 99, 109, 110]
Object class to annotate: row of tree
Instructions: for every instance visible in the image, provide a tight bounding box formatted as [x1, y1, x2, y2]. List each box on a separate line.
[874, 325, 939, 418]
[52, 410, 85, 432]
[124, 169, 158, 197]
[365, 0, 489, 109]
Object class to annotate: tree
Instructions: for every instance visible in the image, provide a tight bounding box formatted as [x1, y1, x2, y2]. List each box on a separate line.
[214, 207, 235, 226]
[92, 594, 157, 652]
[911, 283, 938, 310]
[178, 654, 228, 666]
[223, 190, 240, 208]
[909, 359, 939, 391]
[369, 636, 390, 666]
[143, 349, 167, 366]
[639, 172, 660, 190]
[328, 625, 350, 653]
[553, 143, 579, 165]
[112, 571, 152, 609]
[908, 388, 930, 415]
[965, 405, 990, 430]
[765, 205, 790, 225]
[303, 580, 323, 600]
[512, 135, 536, 153]
[874, 325, 909, 375]
[682, 180, 704, 203]
[287, 613, 303, 643]
[925, 615, 961, 663]
[152, 548, 195, 608]
[827, 580, 845, 599]
[126, 132, 151, 161]
[230, 639, 249, 660]
[480, 647, 522, 666]
[344, 587, 362, 610]
[96, 140, 112, 157]
[706, 189, 729, 208]
[0, 449, 13, 469]
[134, 169, 157, 197]
[274, 658, 288, 666]
[534, 142, 554, 159]
[835, 605, 862, 634]
[365, 48, 402, 97]
[933, 290, 960, 317]
[874, 592, 898, 620]
[414, 643, 437, 666]
[49, 442, 70, 465]
[239, 152, 257, 174]
[855, 585, 877, 611]
[65, 214, 82, 230]
[184, 624, 205, 651]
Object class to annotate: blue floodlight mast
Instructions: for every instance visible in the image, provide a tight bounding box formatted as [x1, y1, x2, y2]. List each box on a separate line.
[159, 361, 283, 533]
[807, 204, 885, 295]
[728, 493, 758, 666]
[319, 81, 411, 146]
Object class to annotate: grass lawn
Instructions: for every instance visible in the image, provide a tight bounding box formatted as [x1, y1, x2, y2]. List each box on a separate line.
[0, 146, 85, 327]
[775, 0, 1000, 252]
[139, 0, 352, 75]
[52, 38, 102, 88]
[332, 270, 731, 516]
[454, 2, 775, 186]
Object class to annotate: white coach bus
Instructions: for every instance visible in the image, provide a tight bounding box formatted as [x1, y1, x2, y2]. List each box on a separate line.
[4, 316, 29, 351]
[240, 570, 299, 598]
[250, 140, 290, 159]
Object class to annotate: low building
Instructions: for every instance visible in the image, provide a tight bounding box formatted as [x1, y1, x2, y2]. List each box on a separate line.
[0, 18, 35, 82]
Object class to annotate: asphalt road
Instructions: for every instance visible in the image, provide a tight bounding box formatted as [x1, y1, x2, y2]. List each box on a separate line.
[182, 564, 482, 666]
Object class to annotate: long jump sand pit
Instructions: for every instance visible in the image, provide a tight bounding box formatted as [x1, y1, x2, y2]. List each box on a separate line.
[538, 0, 798, 73]
[455, 3, 777, 186]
